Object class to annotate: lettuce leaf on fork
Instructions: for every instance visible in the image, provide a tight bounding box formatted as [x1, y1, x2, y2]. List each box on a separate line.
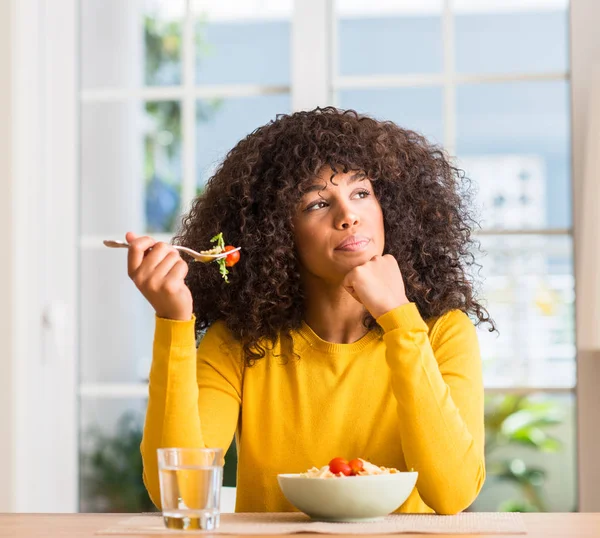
[210, 232, 230, 283]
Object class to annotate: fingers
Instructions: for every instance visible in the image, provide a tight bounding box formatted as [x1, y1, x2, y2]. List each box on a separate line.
[127, 234, 157, 277]
[149, 249, 184, 282]
[342, 270, 362, 304]
[125, 231, 138, 243]
[343, 285, 362, 304]
[165, 259, 189, 289]
[127, 234, 188, 293]
[124, 232, 193, 321]
[342, 271, 354, 291]
[142, 242, 178, 273]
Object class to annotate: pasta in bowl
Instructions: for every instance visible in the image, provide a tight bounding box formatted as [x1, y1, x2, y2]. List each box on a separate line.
[277, 458, 418, 522]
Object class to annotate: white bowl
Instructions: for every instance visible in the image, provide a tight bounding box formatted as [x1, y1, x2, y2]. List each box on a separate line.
[277, 472, 418, 522]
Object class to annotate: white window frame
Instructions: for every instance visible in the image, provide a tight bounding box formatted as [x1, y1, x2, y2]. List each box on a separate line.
[3, 0, 600, 512]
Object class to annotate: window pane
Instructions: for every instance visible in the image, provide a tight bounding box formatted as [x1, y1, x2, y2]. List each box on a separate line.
[474, 392, 576, 512]
[81, 0, 184, 89]
[336, 0, 443, 76]
[144, 0, 185, 86]
[81, 100, 182, 236]
[196, 94, 291, 188]
[81, 102, 144, 235]
[80, 249, 155, 384]
[144, 101, 183, 233]
[454, 1, 569, 74]
[193, 0, 292, 85]
[79, 398, 153, 512]
[457, 81, 571, 230]
[476, 235, 575, 389]
[338, 88, 444, 146]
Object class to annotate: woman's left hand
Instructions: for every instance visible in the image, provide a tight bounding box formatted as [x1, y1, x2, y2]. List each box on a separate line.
[342, 255, 409, 318]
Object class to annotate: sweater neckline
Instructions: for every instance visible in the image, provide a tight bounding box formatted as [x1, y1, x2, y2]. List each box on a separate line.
[296, 321, 381, 355]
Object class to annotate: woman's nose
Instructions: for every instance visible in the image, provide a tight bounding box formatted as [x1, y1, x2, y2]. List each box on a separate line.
[335, 205, 360, 230]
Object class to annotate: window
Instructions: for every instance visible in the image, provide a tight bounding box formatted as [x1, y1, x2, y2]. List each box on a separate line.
[78, 0, 576, 513]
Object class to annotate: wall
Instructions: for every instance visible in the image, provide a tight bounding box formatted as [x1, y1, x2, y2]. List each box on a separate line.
[0, 0, 15, 512]
[571, 0, 600, 512]
[0, 0, 78, 512]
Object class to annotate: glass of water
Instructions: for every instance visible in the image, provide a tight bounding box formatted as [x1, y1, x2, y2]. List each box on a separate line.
[157, 447, 224, 531]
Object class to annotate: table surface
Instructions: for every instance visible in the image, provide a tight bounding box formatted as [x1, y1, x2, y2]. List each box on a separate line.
[1, 512, 599, 538]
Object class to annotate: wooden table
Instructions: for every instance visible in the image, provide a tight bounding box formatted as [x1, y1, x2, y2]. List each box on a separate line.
[1, 513, 599, 537]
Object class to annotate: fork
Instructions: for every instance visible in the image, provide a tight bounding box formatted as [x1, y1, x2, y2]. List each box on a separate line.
[103, 240, 241, 263]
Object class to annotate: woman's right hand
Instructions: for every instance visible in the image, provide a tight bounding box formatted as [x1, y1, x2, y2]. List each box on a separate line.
[125, 231, 194, 321]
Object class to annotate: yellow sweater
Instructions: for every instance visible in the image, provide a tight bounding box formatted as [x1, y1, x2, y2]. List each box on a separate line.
[141, 303, 485, 515]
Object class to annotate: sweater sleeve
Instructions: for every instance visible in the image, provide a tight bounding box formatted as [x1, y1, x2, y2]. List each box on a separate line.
[140, 317, 243, 509]
[377, 303, 486, 515]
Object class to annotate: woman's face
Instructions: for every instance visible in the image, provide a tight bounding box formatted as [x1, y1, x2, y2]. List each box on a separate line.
[293, 166, 385, 283]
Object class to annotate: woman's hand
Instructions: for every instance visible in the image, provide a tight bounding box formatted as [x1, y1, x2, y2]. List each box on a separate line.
[126, 231, 194, 321]
[342, 255, 409, 318]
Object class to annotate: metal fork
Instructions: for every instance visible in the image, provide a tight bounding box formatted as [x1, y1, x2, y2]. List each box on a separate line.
[103, 240, 241, 263]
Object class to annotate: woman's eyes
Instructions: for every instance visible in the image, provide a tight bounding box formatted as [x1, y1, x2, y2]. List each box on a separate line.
[305, 200, 329, 211]
[355, 189, 371, 199]
[304, 190, 371, 212]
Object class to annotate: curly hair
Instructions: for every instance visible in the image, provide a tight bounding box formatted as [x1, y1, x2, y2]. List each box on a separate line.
[174, 106, 494, 365]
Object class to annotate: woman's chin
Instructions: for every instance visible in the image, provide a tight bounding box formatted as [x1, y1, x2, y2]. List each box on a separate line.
[334, 249, 376, 269]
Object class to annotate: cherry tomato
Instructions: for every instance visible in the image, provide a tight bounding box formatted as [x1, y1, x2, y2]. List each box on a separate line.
[224, 245, 240, 267]
[348, 458, 364, 476]
[328, 457, 352, 476]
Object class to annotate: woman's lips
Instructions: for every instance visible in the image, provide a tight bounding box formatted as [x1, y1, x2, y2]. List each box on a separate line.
[335, 235, 371, 252]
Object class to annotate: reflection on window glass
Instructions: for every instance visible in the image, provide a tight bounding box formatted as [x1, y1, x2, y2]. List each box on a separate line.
[79, 398, 238, 511]
[457, 80, 571, 230]
[193, 0, 292, 85]
[79, 399, 154, 512]
[81, 102, 144, 235]
[81, 0, 184, 89]
[338, 87, 444, 146]
[144, 0, 185, 86]
[454, 0, 569, 74]
[81, 0, 142, 89]
[462, 155, 548, 230]
[81, 102, 186, 254]
[196, 94, 291, 190]
[475, 235, 575, 388]
[336, 0, 443, 75]
[144, 101, 182, 233]
[474, 392, 576, 512]
[80, 249, 155, 385]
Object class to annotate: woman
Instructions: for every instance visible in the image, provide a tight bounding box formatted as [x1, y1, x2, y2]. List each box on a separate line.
[126, 107, 494, 515]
